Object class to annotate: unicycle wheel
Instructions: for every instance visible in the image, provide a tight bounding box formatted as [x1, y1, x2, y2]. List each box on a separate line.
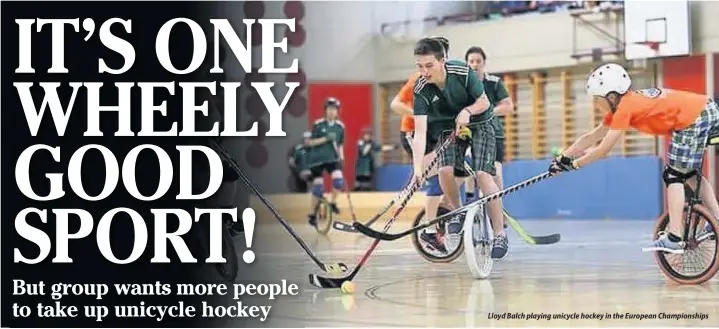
[314, 201, 333, 235]
[411, 206, 464, 263]
[653, 204, 719, 285]
[464, 204, 494, 279]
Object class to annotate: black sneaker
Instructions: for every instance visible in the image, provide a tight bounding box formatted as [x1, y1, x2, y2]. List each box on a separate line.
[308, 214, 317, 228]
[420, 231, 448, 254]
[329, 202, 340, 214]
[491, 235, 509, 260]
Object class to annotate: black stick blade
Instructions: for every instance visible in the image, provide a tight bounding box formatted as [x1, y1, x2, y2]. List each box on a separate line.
[309, 274, 345, 289]
[352, 222, 406, 241]
[534, 233, 561, 245]
[332, 221, 358, 233]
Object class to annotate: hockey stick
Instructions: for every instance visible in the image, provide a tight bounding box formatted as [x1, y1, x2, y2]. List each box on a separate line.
[461, 163, 561, 245]
[330, 141, 361, 233]
[332, 171, 416, 233]
[209, 140, 348, 274]
[309, 133, 455, 288]
[330, 140, 427, 233]
[504, 209, 561, 245]
[353, 171, 552, 241]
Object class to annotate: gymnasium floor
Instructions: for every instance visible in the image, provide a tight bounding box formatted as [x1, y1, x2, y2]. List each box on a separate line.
[232, 218, 719, 327]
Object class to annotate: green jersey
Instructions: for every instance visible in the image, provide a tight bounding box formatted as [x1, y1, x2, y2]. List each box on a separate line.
[308, 118, 345, 167]
[355, 139, 381, 177]
[483, 73, 511, 139]
[290, 143, 310, 172]
[413, 59, 488, 152]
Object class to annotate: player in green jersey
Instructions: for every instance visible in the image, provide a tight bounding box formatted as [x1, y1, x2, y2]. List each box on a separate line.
[289, 131, 312, 192]
[465, 46, 515, 259]
[411, 37, 506, 256]
[304, 98, 346, 227]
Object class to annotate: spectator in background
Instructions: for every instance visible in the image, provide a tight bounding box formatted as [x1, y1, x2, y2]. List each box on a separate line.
[289, 131, 313, 193]
[485, 1, 531, 17]
[354, 128, 396, 191]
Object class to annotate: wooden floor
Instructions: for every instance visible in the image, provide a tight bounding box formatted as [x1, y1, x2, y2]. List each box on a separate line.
[229, 216, 719, 327]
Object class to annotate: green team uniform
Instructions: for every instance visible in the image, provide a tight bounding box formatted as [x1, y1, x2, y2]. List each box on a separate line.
[355, 140, 381, 177]
[308, 118, 345, 177]
[413, 59, 496, 175]
[291, 143, 311, 174]
[483, 73, 511, 163]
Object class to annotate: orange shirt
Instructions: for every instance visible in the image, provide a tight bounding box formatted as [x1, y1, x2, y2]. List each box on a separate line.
[397, 72, 421, 132]
[603, 88, 708, 136]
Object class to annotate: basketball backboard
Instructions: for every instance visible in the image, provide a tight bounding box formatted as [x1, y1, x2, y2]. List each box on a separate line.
[624, 0, 691, 60]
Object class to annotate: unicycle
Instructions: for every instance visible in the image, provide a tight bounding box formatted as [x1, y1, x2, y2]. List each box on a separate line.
[313, 196, 334, 235]
[411, 168, 479, 263]
[463, 201, 494, 279]
[653, 136, 719, 284]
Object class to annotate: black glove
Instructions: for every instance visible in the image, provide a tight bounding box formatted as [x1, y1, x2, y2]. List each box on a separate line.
[548, 155, 578, 175]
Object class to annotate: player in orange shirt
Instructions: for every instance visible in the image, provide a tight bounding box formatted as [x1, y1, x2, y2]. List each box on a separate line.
[392, 71, 420, 156]
[549, 63, 718, 253]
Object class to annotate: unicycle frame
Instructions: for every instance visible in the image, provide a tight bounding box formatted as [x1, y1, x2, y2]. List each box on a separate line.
[654, 143, 719, 284]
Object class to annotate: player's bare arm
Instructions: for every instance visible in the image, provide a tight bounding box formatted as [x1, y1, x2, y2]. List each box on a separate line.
[564, 124, 609, 157]
[391, 94, 413, 116]
[306, 136, 329, 147]
[573, 129, 623, 168]
[493, 96, 514, 116]
[456, 93, 490, 128]
[412, 115, 428, 177]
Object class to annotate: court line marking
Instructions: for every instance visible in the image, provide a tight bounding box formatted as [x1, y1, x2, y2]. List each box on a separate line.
[361, 262, 718, 317]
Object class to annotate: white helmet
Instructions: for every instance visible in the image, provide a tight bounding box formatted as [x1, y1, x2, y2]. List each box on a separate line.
[585, 63, 631, 97]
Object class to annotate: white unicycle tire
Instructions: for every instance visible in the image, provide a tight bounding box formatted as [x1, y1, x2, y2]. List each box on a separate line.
[463, 204, 494, 279]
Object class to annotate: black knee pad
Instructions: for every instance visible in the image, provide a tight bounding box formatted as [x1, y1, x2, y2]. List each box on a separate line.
[662, 166, 696, 187]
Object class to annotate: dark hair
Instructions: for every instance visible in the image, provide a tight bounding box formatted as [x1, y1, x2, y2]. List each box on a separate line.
[414, 38, 446, 60]
[465, 46, 487, 61]
[430, 36, 450, 55]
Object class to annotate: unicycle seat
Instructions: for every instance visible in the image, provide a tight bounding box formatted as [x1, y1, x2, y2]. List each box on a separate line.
[707, 130, 719, 146]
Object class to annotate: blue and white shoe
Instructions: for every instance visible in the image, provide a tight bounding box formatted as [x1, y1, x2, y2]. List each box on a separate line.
[641, 232, 685, 254]
[447, 214, 464, 235]
[698, 221, 716, 240]
[491, 235, 509, 260]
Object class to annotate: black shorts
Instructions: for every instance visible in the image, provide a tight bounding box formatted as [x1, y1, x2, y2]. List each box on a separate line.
[310, 162, 341, 179]
[453, 153, 471, 178]
[495, 138, 506, 163]
[400, 131, 413, 156]
[356, 175, 372, 183]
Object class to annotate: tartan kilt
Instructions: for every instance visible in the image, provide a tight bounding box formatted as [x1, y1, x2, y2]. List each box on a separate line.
[668, 99, 719, 171]
[469, 121, 497, 176]
[434, 121, 497, 176]
[435, 130, 469, 173]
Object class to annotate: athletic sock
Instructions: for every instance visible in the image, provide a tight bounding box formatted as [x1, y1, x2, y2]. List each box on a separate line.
[667, 232, 682, 242]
